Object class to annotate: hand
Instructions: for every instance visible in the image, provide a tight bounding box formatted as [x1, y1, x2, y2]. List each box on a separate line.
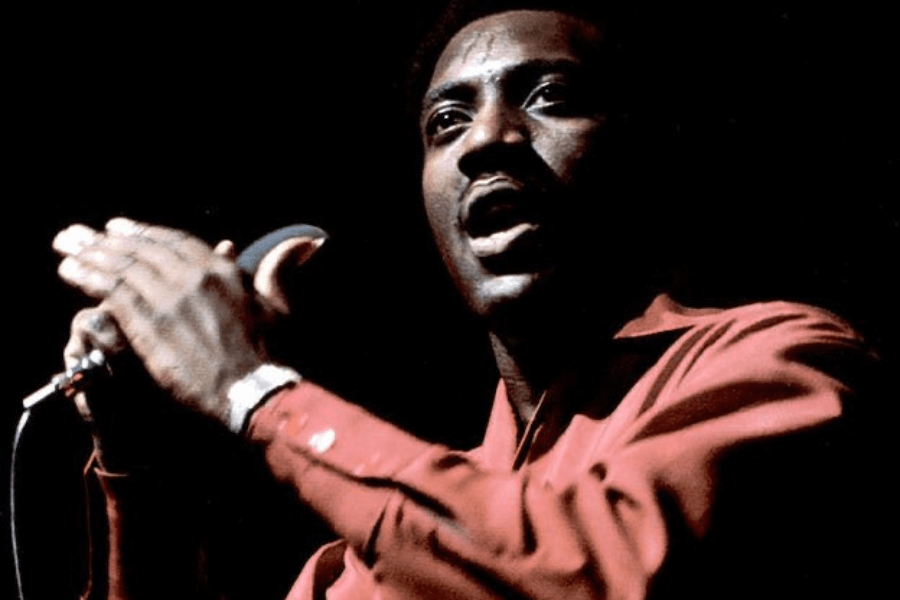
[54, 218, 268, 426]
[63, 304, 164, 470]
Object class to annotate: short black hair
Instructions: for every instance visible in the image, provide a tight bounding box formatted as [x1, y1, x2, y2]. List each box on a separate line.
[405, 0, 625, 123]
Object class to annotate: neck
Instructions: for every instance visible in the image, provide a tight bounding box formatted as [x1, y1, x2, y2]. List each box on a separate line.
[489, 331, 550, 426]
[487, 306, 602, 427]
[485, 280, 659, 427]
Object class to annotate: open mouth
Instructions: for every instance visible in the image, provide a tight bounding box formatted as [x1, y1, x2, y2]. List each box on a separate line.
[462, 186, 554, 266]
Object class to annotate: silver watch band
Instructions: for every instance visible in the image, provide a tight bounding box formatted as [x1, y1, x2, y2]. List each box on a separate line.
[227, 364, 302, 433]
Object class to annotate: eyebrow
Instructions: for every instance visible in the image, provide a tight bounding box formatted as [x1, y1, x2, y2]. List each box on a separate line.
[420, 58, 586, 118]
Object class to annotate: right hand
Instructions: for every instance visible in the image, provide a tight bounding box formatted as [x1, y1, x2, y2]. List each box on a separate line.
[60, 238, 245, 471]
[63, 304, 154, 471]
[63, 302, 240, 474]
[64, 306, 127, 375]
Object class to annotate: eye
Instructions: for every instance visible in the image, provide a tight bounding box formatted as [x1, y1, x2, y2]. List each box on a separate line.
[423, 105, 471, 143]
[524, 81, 571, 110]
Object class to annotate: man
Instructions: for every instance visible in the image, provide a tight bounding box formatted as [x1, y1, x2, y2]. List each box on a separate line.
[53, 3, 874, 599]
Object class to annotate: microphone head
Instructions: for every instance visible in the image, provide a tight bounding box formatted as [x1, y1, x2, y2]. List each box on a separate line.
[236, 224, 329, 276]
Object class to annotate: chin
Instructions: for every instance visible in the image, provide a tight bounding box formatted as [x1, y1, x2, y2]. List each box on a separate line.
[470, 270, 556, 324]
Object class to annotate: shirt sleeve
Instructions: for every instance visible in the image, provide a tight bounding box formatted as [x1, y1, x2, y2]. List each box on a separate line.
[247, 303, 874, 600]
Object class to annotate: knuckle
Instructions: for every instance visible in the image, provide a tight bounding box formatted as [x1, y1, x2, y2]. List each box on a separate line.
[70, 309, 93, 333]
[87, 310, 113, 331]
[199, 261, 241, 294]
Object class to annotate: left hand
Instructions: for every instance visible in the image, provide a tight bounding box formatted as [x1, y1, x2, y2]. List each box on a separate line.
[53, 217, 268, 425]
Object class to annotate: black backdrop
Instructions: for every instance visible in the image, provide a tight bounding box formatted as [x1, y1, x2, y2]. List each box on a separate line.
[4, 2, 897, 598]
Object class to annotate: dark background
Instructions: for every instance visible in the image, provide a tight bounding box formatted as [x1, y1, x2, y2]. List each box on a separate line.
[4, 1, 897, 598]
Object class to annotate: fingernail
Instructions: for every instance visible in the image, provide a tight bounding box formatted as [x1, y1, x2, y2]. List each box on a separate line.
[106, 217, 143, 236]
[53, 224, 98, 255]
[213, 240, 237, 258]
[58, 256, 83, 280]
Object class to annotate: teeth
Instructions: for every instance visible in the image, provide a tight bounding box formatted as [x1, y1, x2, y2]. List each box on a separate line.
[469, 223, 538, 257]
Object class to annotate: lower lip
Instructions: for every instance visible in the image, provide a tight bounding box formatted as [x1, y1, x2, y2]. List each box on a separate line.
[468, 222, 540, 258]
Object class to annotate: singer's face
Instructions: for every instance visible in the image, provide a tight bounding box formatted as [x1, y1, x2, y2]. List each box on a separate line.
[420, 10, 608, 321]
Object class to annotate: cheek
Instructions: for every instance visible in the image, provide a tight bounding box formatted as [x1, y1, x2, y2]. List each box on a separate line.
[423, 203, 450, 252]
[421, 186, 454, 262]
[421, 155, 462, 244]
[534, 119, 605, 182]
[422, 172, 445, 231]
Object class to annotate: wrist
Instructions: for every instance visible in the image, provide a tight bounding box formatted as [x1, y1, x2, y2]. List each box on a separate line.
[227, 363, 302, 433]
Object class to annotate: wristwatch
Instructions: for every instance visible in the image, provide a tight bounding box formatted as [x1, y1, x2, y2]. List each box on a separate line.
[227, 363, 302, 433]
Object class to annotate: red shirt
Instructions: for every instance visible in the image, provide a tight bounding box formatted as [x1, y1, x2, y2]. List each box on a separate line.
[245, 295, 870, 599]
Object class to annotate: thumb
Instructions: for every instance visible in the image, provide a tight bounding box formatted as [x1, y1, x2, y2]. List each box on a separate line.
[253, 234, 327, 315]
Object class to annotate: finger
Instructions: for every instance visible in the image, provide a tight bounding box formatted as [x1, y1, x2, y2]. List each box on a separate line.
[254, 236, 327, 314]
[106, 217, 212, 259]
[95, 234, 182, 277]
[72, 231, 214, 301]
[104, 219, 223, 288]
[65, 307, 127, 368]
[59, 219, 220, 291]
[55, 226, 149, 294]
[75, 245, 137, 273]
[53, 224, 101, 257]
[72, 391, 95, 423]
[213, 240, 237, 259]
[84, 308, 128, 353]
[64, 331, 89, 370]
[58, 256, 121, 297]
[58, 240, 163, 300]
[64, 313, 96, 368]
[55, 226, 140, 295]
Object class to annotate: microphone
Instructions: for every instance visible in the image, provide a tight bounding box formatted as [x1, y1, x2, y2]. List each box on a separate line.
[22, 223, 328, 409]
[22, 349, 109, 409]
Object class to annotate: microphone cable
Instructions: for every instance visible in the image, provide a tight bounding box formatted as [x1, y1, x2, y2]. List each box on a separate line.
[10, 407, 31, 600]
[11, 350, 110, 600]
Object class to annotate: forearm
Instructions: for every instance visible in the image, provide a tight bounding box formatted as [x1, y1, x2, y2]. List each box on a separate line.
[247, 381, 659, 599]
[91, 463, 210, 600]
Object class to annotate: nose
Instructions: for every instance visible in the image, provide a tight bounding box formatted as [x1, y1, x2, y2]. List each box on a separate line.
[457, 99, 530, 179]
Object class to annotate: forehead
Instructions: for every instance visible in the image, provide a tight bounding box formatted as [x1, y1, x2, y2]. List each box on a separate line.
[428, 10, 603, 91]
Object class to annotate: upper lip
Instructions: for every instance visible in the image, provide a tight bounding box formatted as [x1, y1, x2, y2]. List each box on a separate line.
[461, 175, 544, 238]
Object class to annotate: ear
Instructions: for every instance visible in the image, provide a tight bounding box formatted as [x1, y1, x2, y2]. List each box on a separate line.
[253, 234, 327, 315]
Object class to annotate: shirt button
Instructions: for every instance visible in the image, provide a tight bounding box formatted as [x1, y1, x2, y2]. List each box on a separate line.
[309, 428, 336, 454]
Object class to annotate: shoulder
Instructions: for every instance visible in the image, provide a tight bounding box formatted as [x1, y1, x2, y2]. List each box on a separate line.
[614, 295, 876, 424]
[617, 294, 869, 368]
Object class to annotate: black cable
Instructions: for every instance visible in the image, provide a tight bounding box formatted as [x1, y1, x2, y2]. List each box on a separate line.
[10, 408, 32, 600]
[11, 352, 108, 600]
